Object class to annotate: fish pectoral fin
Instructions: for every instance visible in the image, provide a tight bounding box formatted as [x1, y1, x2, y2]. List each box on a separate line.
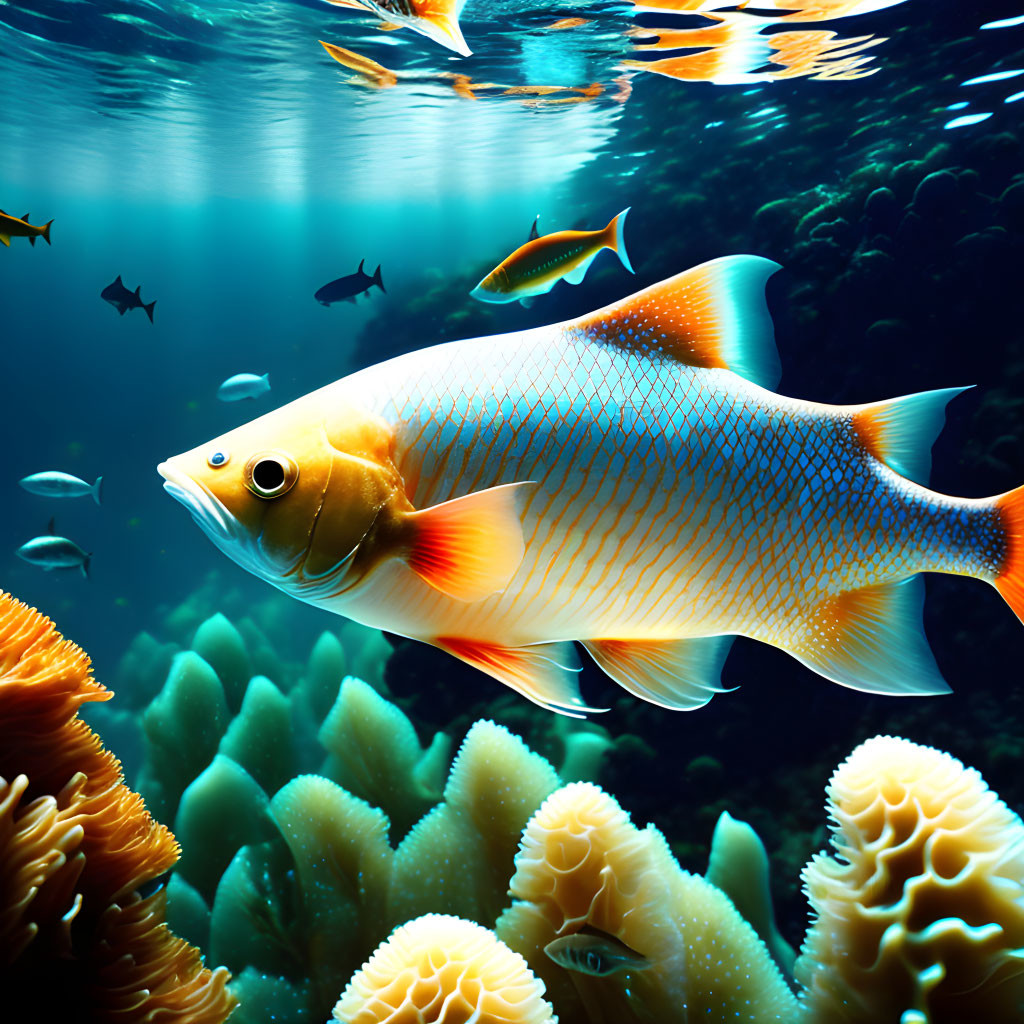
[435, 637, 604, 717]
[582, 636, 734, 710]
[568, 255, 781, 389]
[850, 386, 972, 485]
[519, 296, 535, 308]
[0, 235, 9, 247]
[786, 576, 949, 696]
[562, 252, 598, 286]
[405, 481, 534, 602]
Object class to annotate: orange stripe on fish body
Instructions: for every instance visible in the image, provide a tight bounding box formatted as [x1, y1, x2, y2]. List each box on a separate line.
[160, 255, 1024, 717]
[471, 208, 633, 307]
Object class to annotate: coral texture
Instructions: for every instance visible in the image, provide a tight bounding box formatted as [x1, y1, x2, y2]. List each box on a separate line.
[496, 782, 800, 1023]
[0, 591, 235, 1022]
[797, 735, 1024, 1024]
[334, 914, 556, 1024]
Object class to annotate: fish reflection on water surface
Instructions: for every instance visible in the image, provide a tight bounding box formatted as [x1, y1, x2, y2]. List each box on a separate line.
[159, 255, 1024, 716]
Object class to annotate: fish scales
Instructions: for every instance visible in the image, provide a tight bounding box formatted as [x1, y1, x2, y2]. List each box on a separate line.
[332, 329, 995, 655]
[160, 256, 1024, 714]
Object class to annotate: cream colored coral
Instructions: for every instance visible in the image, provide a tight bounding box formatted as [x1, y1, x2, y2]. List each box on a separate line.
[796, 735, 1024, 1024]
[333, 914, 556, 1024]
[496, 782, 799, 1023]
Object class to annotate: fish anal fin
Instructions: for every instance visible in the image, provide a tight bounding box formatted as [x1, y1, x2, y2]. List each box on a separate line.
[568, 255, 781, 389]
[788, 577, 949, 696]
[563, 252, 598, 286]
[582, 635, 734, 710]
[405, 481, 533, 602]
[850, 386, 971, 485]
[436, 637, 601, 716]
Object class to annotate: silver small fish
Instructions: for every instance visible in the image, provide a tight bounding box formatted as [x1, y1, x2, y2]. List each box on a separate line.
[217, 373, 271, 402]
[19, 471, 103, 505]
[544, 929, 650, 976]
[17, 519, 91, 578]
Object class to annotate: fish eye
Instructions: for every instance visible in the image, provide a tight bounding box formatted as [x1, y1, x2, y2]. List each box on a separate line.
[207, 450, 229, 468]
[244, 451, 299, 499]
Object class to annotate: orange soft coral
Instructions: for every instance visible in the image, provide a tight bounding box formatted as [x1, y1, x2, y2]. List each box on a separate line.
[0, 591, 236, 1023]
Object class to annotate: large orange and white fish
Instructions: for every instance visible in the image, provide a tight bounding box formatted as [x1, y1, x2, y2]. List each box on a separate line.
[158, 256, 1024, 716]
[472, 208, 632, 307]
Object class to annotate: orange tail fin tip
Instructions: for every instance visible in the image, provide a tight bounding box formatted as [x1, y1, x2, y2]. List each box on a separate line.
[995, 484, 1024, 624]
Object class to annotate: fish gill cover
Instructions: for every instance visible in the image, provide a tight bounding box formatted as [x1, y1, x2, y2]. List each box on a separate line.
[2, 0, 1024, 1020]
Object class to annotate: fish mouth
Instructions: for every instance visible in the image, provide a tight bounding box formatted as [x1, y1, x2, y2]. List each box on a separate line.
[158, 461, 238, 545]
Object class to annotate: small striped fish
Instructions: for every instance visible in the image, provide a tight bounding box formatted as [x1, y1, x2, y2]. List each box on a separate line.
[159, 256, 1024, 715]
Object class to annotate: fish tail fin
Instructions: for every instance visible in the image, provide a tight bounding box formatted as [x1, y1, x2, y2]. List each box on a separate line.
[92, 476, 103, 506]
[81, 555, 91, 581]
[849, 386, 972, 485]
[603, 206, 633, 273]
[41, 219, 52, 245]
[993, 483, 1024, 624]
[373, 264, 385, 293]
[144, 300, 156, 323]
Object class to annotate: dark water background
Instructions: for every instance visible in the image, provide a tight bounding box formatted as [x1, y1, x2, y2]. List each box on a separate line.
[3, 0, 1024, 937]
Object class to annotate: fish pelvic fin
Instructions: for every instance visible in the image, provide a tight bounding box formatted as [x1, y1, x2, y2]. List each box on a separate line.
[144, 300, 156, 323]
[569, 255, 782, 389]
[404, 481, 533, 602]
[994, 483, 1024, 624]
[849, 386, 972, 485]
[602, 206, 633, 273]
[435, 637, 604, 717]
[582, 636, 734, 710]
[786, 576, 949, 696]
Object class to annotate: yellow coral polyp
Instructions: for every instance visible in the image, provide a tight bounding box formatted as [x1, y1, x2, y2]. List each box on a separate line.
[334, 914, 556, 1024]
[796, 735, 1024, 1024]
[497, 782, 799, 1024]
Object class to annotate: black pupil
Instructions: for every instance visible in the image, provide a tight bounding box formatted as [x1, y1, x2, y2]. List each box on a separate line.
[253, 459, 285, 492]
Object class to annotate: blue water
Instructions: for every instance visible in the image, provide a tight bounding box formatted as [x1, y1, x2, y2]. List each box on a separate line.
[2, 0, 1023, 682]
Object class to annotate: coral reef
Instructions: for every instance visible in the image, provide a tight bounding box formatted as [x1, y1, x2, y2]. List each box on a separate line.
[0, 590, 235, 1022]
[334, 914, 556, 1024]
[796, 735, 1024, 1023]
[496, 782, 799, 1023]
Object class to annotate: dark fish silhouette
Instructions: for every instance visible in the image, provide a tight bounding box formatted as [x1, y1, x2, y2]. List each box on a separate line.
[314, 259, 385, 306]
[101, 275, 156, 322]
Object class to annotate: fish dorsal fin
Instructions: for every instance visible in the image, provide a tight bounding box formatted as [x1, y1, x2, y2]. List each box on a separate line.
[134, 285, 141, 298]
[849, 386, 971, 485]
[115, 274, 123, 285]
[787, 576, 949, 696]
[582, 636, 734, 710]
[21, 213, 29, 223]
[568, 255, 782, 389]
[435, 637, 603, 717]
[529, 215, 540, 241]
[357, 258, 365, 273]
